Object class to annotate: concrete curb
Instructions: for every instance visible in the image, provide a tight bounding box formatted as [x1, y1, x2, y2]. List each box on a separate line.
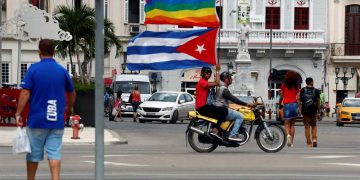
[0, 127, 128, 147]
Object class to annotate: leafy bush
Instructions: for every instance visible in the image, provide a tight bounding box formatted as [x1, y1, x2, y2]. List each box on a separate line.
[74, 82, 95, 92]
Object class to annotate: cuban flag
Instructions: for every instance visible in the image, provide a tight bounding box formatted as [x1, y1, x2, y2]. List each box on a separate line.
[126, 28, 218, 70]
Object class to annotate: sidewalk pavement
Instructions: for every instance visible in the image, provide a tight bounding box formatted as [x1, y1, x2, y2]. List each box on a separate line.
[0, 126, 128, 147]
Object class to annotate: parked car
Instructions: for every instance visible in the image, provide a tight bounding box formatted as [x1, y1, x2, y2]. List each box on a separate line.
[336, 98, 360, 126]
[137, 91, 195, 123]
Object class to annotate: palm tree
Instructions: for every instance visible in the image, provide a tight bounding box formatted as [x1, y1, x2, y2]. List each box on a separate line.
[53, 5, 121, 84]
[80, 19, 122, 83]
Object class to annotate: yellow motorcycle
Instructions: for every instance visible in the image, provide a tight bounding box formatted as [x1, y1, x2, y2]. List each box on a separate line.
[186, 97, 286, 153]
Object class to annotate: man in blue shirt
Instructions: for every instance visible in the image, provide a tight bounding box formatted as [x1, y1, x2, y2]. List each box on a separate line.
[16, 39, 76, 180]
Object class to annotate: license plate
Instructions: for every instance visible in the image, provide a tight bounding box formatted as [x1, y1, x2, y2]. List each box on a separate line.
[147, 112, 156, 115]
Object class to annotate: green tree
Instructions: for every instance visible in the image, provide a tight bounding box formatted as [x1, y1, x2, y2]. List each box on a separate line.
[54, 5, 121, 84]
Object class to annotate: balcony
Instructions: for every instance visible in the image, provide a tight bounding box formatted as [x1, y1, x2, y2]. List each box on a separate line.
[330, 43, 360, 63]
[220, 29, 325, 49]
[168, 28, 326, 50]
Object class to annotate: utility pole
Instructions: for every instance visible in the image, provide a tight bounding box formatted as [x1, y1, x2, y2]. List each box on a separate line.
[95, 0, 105, 179]
[0, 0, 3, 85]
[269, 28, 273, 99]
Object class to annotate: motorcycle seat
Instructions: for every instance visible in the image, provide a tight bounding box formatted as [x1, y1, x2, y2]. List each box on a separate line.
[188, 111, 218, 124]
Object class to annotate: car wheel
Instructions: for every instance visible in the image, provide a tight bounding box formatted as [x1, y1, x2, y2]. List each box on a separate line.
[161, 120, 167, 124]
[336, 121, 344, 126]
[170, 110, 179, 124]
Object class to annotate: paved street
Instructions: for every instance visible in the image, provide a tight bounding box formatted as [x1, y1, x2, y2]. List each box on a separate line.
[1, 117, 360, 179]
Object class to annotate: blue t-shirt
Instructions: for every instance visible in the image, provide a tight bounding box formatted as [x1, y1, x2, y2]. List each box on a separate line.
[21, 58, 74, 129]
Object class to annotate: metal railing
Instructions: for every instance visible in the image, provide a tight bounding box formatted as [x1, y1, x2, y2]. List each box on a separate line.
[168, 28, 325, 44]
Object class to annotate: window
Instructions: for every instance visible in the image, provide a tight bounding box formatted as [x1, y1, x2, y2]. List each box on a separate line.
[345, 5, 360, 55]
[1, 63, 9, 83]
[20, 64, 28, 81]
[179, 94, 186, 102]
[74, 0, 82, 9]
[29, 0, 48, 11]
[294, 7, 309, 29]
[184, 94, 193, 102]
[128, 0, 140, 23]
[265, 7, 280, 29]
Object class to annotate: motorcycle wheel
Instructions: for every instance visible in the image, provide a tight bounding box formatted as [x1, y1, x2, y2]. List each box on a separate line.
[188, 122, 218, 153]
[256, 124, 286, 153]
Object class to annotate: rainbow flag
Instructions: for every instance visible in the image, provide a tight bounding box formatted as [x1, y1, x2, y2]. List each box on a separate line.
[144, 0, 220, 27]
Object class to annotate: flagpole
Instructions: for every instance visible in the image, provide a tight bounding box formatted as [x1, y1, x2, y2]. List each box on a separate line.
[216, 0, 222, 65]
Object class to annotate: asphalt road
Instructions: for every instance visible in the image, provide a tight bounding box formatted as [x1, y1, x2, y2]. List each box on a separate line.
[1, 118, 360, 180]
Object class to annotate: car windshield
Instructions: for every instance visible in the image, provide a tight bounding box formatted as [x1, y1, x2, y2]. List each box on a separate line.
[342, 99, 360, 107]
[232, 96, 254, 104]
[148, 93, 178, 102]
[115, 81, 150, 94]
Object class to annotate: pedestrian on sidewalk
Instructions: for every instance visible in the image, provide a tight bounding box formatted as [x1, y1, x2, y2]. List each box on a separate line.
[299, 77, 320, 148]
[324, 101, 330, 117]
[15, 39, 76, 180]
[279, 71, 300, 147]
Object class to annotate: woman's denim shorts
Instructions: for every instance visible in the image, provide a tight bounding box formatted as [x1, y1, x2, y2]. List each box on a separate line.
[283, 102, 299, 120]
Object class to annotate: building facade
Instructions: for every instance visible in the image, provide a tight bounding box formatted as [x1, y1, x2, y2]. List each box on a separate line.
[1, 0, 329, 101]
[327, 0, 360, 113]
[164, 0, 328, 99]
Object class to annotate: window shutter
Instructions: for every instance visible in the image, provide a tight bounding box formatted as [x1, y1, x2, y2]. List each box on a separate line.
[140, 0, 145, 24]
[124, 0, 129, 23]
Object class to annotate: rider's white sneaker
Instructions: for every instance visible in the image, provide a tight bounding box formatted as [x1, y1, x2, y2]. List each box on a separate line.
[228, 134, 243, 142]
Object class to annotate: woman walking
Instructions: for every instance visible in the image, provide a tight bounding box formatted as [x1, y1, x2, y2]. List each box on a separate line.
[280, 71, 300, 147]
[113, 90, 124, 122]
[131, 85, 141, 122]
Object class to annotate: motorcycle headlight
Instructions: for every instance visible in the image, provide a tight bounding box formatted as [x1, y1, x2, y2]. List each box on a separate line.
[162, 107, 173, 111]
[341, 111, 349, 115]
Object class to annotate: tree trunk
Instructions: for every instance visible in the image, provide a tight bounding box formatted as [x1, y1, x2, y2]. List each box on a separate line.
[76, 48, 84, 84]
[68, 46, 76, 79]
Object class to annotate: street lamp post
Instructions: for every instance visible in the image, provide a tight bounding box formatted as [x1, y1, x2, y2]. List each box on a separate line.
[121, 63, 126, 74]
[335, 66, 356, 90]
[121, 63, 140, 74]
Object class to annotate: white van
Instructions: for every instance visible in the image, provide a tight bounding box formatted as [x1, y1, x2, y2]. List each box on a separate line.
[112, 74, 152, 115]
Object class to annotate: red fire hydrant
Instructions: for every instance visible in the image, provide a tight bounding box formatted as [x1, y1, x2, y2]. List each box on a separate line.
[70, 115, 82, 139]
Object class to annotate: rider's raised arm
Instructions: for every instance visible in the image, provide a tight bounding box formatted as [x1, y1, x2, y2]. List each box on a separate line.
[222, 89, 248, 106]
[208, 64, 221, 88]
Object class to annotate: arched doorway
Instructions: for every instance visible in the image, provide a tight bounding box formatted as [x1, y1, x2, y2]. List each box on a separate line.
[268, 70, 303, 99]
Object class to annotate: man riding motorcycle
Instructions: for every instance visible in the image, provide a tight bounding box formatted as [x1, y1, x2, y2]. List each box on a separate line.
[215, 71, 253, 141]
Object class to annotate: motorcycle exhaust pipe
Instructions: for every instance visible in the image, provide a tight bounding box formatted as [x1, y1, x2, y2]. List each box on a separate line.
[189, 126, 205, 135]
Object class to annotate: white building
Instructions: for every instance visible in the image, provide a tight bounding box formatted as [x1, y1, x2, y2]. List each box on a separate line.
[1, 0, 328, 100]
[327, 0, 360, 113]
[152, 0, 328, 99]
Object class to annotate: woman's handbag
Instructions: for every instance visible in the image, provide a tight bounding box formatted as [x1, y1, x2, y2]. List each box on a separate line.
[112, 108, 119, 116]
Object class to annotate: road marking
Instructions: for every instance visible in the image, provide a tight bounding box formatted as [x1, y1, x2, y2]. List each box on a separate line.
[305, 155, 355, 159]
[322, 163, 360, 167]
[82, 161, 149, 167]
[81, 154, 144, 158]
